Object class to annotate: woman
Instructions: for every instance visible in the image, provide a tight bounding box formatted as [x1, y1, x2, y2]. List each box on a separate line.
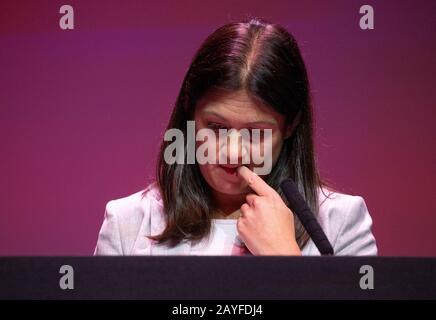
[94, 18, 377, 256]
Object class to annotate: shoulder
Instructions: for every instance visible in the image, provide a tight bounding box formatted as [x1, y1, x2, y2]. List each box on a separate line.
[316, 186, 378, 256]
[94, 184, 164, 255]
[105, 183, 163, 221]
[317, 187, 367, 223]
[106, 183, 165, 237]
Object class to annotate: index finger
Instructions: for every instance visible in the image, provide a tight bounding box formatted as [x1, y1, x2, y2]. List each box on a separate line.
[237, 166, 275, 196]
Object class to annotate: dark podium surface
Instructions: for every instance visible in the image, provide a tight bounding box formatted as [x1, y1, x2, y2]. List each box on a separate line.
[0, 257, 435, 299]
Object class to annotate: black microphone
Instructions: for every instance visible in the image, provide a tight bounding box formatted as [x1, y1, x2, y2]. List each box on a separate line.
[280, 179, 334, 255]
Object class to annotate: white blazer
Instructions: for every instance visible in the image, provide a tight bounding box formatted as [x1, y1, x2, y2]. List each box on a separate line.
[94, 185, 378, 256]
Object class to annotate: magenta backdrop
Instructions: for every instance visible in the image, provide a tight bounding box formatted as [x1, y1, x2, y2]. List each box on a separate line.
[0, 0, 435, 256]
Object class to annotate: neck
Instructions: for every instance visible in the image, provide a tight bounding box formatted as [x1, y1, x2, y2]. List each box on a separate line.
[211, 189, 247, 219]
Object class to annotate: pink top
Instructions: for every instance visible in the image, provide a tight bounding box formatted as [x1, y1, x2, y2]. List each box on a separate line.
[94, 184, 378, 256]
[190, 219, 251, 255]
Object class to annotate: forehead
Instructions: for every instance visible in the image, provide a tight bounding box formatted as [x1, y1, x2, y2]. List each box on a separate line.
[195, 89, 282, 124]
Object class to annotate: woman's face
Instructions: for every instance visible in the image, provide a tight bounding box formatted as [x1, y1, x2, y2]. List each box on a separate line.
[194, 89, 292, 196]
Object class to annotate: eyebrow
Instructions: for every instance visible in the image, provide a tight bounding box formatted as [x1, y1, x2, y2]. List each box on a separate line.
[203, 110, 277, 127]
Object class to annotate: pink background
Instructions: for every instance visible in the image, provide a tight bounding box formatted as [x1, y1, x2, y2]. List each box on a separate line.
[0, 0, 435, 256]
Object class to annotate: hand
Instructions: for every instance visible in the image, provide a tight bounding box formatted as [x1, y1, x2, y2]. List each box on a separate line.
[236, 166, 302, 256]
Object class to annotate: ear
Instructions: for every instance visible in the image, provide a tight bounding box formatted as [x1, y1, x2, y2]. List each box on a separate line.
[284, 111, 302, 139]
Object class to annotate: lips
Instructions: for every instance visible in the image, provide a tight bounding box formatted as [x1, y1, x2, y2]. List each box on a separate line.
[219, 165, 239, 175]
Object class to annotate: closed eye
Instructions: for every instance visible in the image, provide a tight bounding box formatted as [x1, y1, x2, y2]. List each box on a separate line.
[207, 122, 228, 131]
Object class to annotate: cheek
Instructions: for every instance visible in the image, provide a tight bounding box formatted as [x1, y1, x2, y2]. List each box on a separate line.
[198, 163, 208, 176]
[271, 137, 284, 162]
[255, 133, 283, 162]
[198, 163, 214, 184]
[195, 134, 219, 162]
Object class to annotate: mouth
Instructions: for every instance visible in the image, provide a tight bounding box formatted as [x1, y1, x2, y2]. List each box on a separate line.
[219, 165, 239, 176]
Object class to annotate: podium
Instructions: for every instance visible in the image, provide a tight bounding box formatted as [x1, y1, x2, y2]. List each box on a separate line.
[0, 257, 435, 299]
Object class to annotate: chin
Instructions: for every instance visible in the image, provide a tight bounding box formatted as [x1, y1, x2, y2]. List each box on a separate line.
[210, 181, 248, 195]
[199, 164, 248, 195]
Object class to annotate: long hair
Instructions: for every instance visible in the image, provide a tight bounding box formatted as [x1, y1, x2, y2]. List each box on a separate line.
[149, 18, 332, 249]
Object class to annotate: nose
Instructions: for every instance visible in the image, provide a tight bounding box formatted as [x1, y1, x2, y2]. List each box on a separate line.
[219, 129, 249, 165]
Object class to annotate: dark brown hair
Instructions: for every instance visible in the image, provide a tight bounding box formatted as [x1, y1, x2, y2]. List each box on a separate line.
[149, 18, 332, 249]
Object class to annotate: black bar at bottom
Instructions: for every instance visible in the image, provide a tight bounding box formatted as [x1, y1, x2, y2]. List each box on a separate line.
[0, 257, 435, 299]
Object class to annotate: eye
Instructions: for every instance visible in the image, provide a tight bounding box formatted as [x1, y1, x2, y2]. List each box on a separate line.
[248, 128, 265, 141]
[207, 122, 228, 131]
